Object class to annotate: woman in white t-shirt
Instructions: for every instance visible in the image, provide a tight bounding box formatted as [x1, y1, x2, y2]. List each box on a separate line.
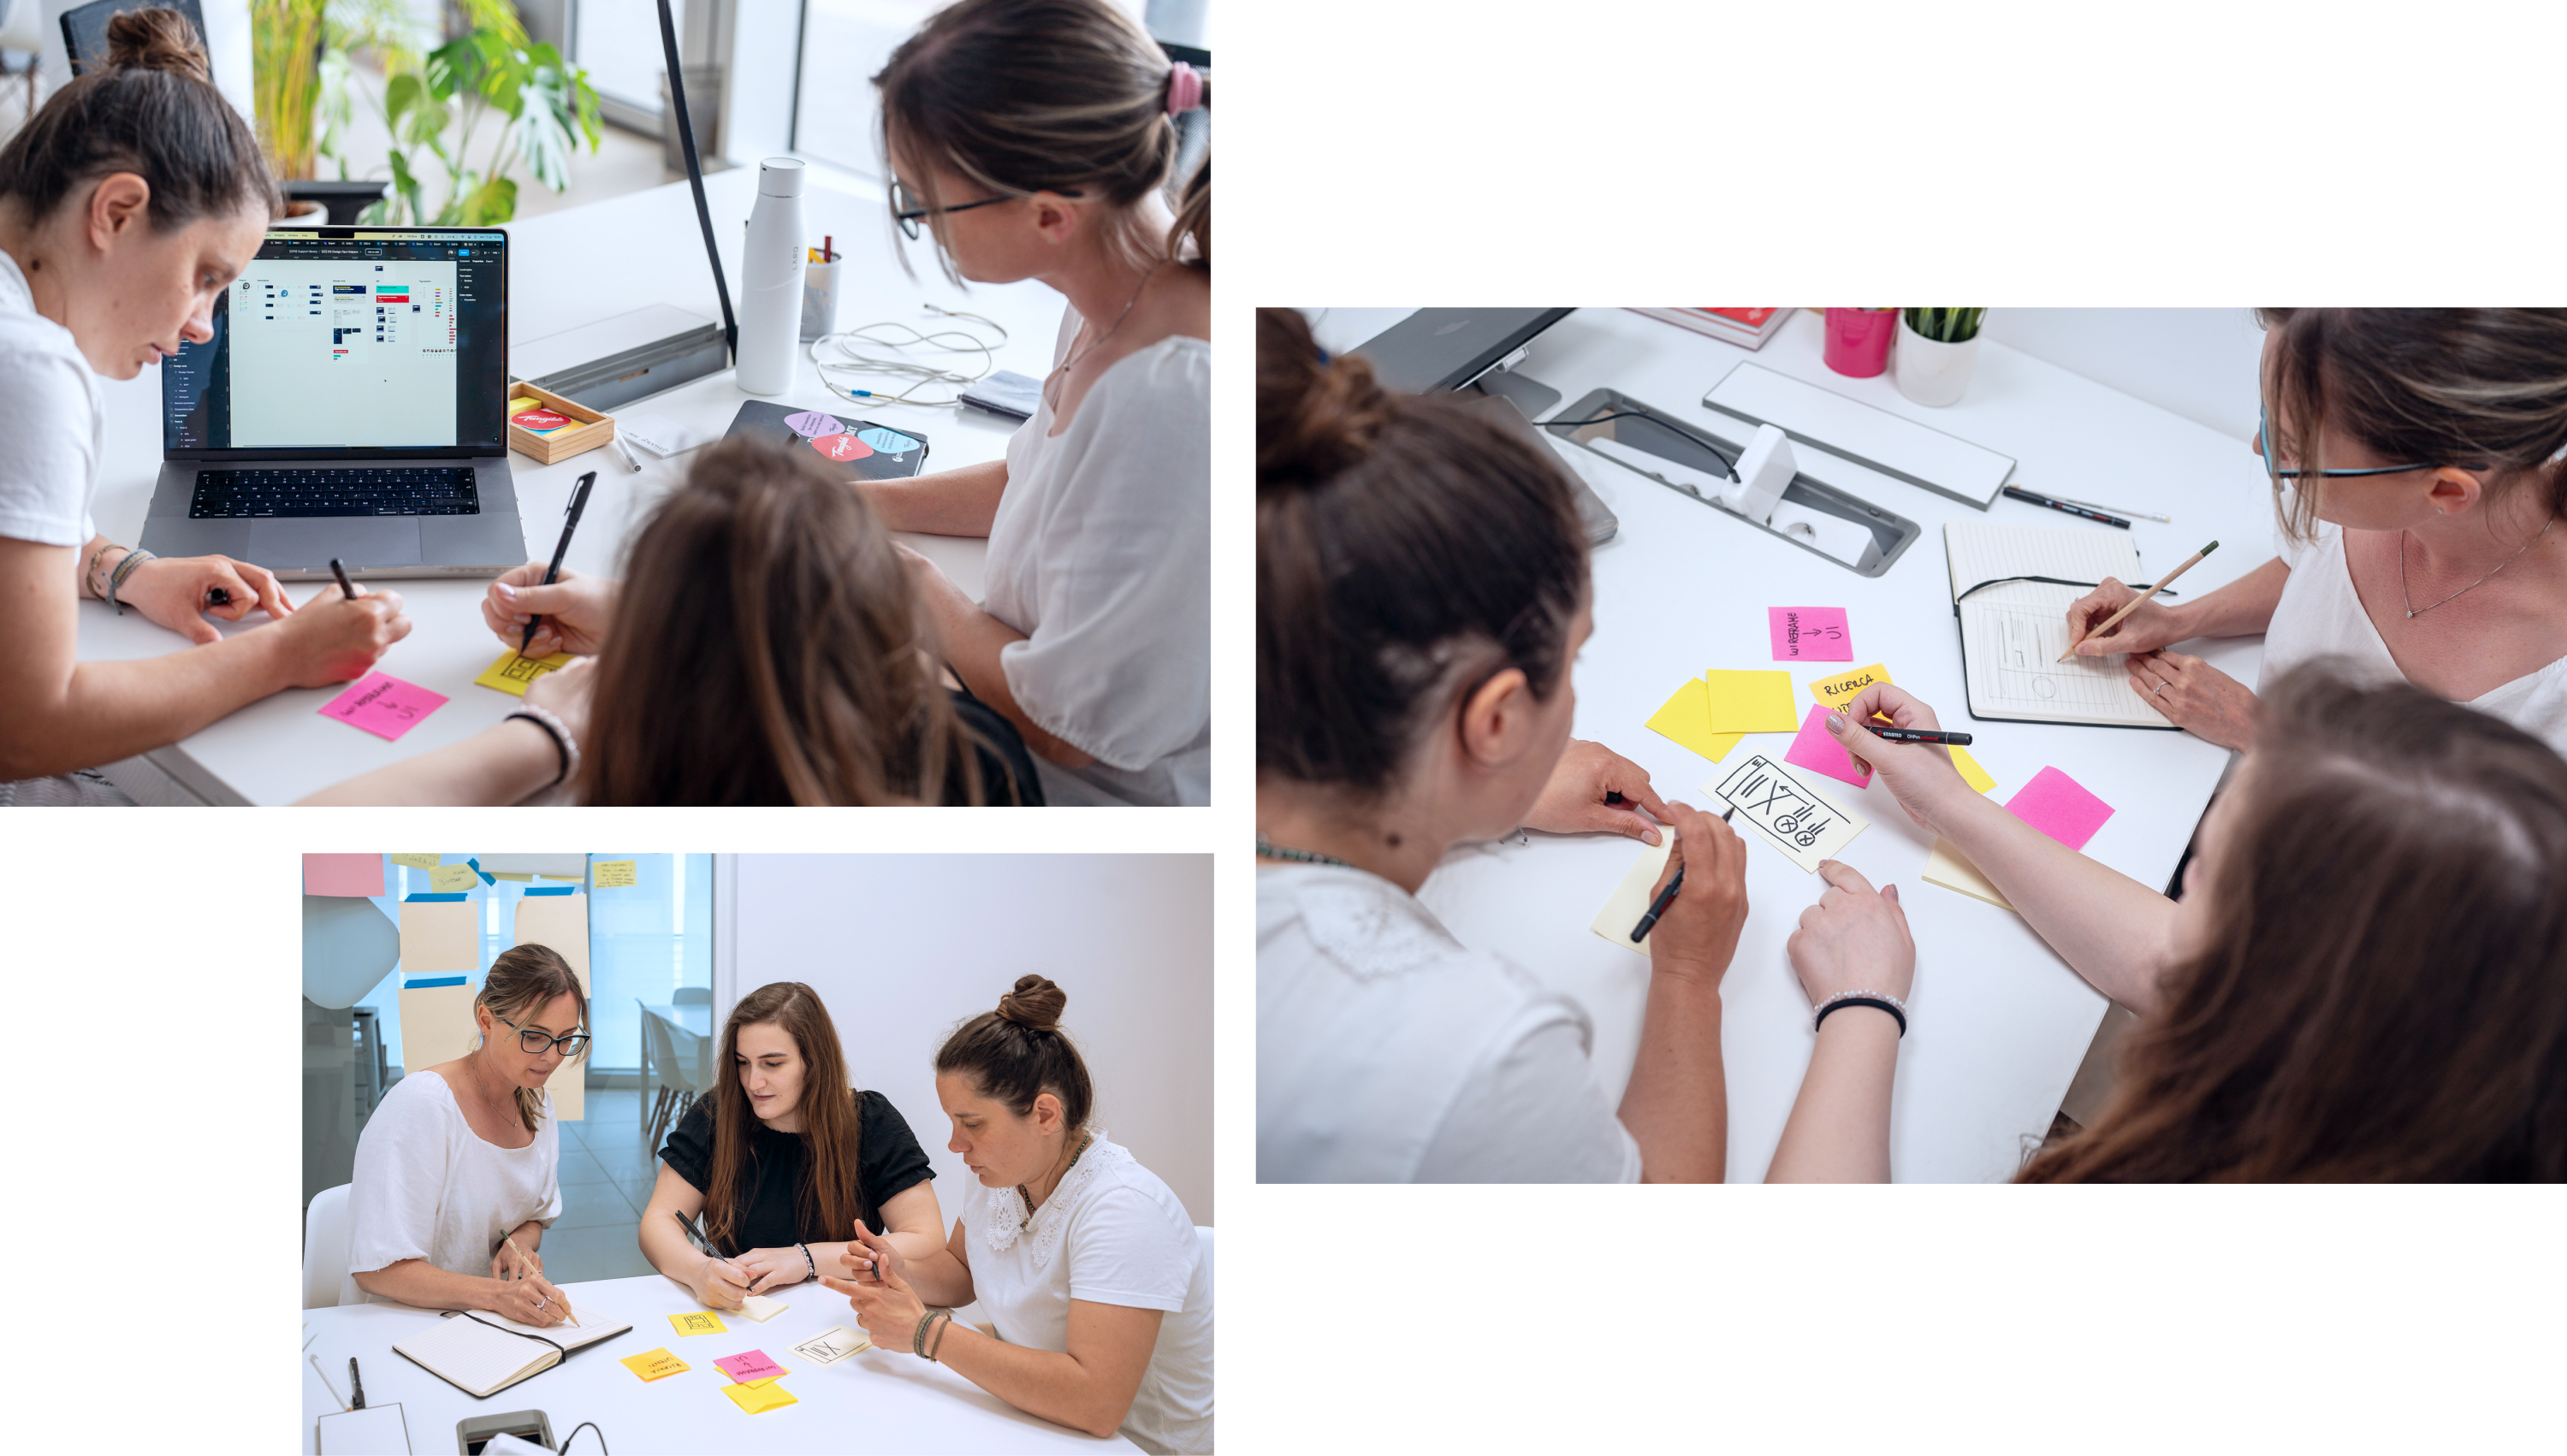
[0, 9, 407, 804]
[857, 0, 1210, 805]
[2061, 310, 2567, 757]
[821, 977, 1212, 1454]
[342, 945, 584, 1326]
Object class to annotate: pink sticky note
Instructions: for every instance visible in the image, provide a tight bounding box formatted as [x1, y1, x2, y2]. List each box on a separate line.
[1783, 702, 1870, 789]
[303, 853, 384, 897]
[715, 1349, 785, 1384]
[2005, 766, 2115, 851]
[1768, 606, 1853, 661]
[317, 672, 449, 743]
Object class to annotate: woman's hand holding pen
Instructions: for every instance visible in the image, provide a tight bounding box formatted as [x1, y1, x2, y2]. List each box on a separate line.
[817, 1228, 929, 1354]
[842, 1222, 904, 1286]
[490, 1238, 544, 1284]
[2065, 576, 2191, 657]
[483, 562, 616, 659]
[736, 1244, 844, 1294]
[1824, 685, 1974, 833]
[1526, 739, 1674, 845]
[119, 553, 292, 642]
[489, 1267, 572, 1327]
[1643, 801, 1749, 983]
[689, 1252, 752, 1311]
[269, 582, 411, 686]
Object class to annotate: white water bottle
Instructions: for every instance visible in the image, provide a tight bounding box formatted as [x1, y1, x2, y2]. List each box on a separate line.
[736, 158, 807, 395]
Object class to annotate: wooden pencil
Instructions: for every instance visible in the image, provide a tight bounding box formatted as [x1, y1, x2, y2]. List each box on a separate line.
[2060, 540, 2219, 662]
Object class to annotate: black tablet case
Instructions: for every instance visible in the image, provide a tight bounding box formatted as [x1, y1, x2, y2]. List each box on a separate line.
[722, 402, 930, 481]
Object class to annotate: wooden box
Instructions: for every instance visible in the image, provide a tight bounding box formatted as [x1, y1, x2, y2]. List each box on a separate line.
[506, 379, 616, 465]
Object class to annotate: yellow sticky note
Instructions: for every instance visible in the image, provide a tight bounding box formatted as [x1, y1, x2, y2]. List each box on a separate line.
[722, 1380, 798, 1414]
[1924, 837, 2013, 910]
[1589, 831, 1677, 954]
[474, 648, 577, 697]
[492, 872, 535, 882]
[1808, 662, 1894, 709]
[1644, 678, 1745, 762]
[670, 1310, 727, 1336]
[594, 860, 637, 889]
[620, 1347, 689, 1382]
[1701, 669, 1799, 733]
[1948, 744, 1997, 795]
[507, 396, 540, 414]
[428, 863, 479, 893]
[389, 854, 441, 870]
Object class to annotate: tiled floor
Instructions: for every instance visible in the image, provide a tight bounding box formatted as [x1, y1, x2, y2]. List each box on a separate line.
[541, 1086, 679, 1284]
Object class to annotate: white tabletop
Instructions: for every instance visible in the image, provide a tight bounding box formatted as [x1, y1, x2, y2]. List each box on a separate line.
[301, 1274, 1136, 1453]
[80, 164, 1069, 804]
[1398, 307, 2273, 1182]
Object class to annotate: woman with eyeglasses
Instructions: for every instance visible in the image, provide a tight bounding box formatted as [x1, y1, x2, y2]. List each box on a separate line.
[342, 946, 584, 1324]
[856, 0, 1211, 806]
[2063, 310, 2567, 755]
[637, 981, 946, 1311]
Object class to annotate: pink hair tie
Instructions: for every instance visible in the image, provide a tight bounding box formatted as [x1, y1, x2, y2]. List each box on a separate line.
[1165, 61, 1202, 116]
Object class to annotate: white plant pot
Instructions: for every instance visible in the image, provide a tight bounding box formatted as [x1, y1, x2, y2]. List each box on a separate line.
[1894, 317, 1980, 407]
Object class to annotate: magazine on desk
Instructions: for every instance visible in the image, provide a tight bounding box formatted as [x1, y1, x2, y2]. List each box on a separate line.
[1945, 520, 2178, 730]
[393, 1305, 632, 1399]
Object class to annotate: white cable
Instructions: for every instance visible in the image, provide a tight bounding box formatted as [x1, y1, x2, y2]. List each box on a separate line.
[808, 304, 1011, 408]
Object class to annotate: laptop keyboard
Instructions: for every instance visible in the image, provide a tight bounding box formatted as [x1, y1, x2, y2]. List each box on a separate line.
[188, 466, 480, 518]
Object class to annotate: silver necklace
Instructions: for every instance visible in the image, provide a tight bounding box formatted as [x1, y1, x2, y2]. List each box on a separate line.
[2398, 517, 2553, 619]
[1042, 262, 1162, 415]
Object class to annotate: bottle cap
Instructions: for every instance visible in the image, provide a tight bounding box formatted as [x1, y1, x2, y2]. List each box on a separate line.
[758, 157, 806, 198]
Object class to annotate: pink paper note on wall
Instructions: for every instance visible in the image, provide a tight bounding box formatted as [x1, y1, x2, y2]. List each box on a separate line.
[1782, 702, 1871, 789]
[714, 1349, 786, 1384]
[1767, 606, 1853, 661]
[303, 853, 384, 897]
[2005, 766, 2114, 850]
[317, 672, 448, 742]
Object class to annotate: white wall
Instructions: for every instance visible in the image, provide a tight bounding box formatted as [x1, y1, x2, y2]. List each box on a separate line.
[726, 855, 1214, 1226]
[35, 0, 254, 123]
[1983, 307, 2268, 445]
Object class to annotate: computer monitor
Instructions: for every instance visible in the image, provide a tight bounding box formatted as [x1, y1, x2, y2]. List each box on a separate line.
[1346, 308, 1574, 394]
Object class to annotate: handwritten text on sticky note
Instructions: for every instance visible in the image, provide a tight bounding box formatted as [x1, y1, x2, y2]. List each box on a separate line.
[620, 1348, 689, 1382]
[430, 863, 479, 893]
[1808, 662, 1893, 709]
[474, 648, 576, 698]
[670, 1311, 727, 1336]
[594, 859, 637, 888]
[715, 1350, 786, 1383]
[317, 672, 448, 742]
[1768, 607, 1853, 661]
[389, 854, 442, 870]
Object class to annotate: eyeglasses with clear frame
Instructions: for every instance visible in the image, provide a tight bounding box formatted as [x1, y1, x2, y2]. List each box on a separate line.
[495, 1012, 590, 1057]
[2259, 404, 2473, 480]
[888, 179, 1081, 240]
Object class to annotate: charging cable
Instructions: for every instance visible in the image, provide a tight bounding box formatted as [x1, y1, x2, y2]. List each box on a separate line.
[809, 304, 1011, 407]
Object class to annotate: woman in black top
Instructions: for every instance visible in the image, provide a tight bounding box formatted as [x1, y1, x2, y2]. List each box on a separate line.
[638, 981, 943, 1308]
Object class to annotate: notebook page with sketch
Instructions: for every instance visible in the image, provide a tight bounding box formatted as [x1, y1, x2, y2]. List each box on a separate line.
[1945, 521, 2175, 729]
[393, 1305, 630, 1398]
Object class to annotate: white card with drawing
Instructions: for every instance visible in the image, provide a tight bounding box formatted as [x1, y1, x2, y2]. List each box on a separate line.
[1706, 754, 1867, 872]
[790, 1325, 873, 1366]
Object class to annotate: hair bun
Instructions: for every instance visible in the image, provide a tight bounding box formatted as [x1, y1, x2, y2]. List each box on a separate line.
[1258, 308, 1394, 494]
[105, 8, 210, 81]
[995, 974, 1066, 1033]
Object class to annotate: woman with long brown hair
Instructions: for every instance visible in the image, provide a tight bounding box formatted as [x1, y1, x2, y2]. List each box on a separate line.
[299, 438, 1040, 804]
[1766, 665, 2567, 1181]
[2063, 309, 2567, 755]
[637, 982, 946, 1308]
[344, 946, 585, 1319]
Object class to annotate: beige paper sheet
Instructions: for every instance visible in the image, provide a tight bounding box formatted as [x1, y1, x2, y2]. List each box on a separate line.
[398, 983, 481, 1074]
[477, 853, 590, 879]
[515, 892, 590, 1121]
[1923, 837, 2014, 910]
[1588, 832, 1677, 955]
[399, 899, 481, 977]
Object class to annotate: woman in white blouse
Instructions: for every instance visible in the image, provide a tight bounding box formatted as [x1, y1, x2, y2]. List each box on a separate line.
[2063, 310, 2567, 757]
[858, 0, 1211, 806]
[821, 977, 1212, 1454]
[342, 945, 584, 1326]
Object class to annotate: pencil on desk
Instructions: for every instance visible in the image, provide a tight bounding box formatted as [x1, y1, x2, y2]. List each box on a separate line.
[2060, 540, 2218, 662]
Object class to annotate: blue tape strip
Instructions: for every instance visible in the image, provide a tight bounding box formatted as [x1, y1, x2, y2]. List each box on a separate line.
[404, 976, 467, 989]
[405, 891, 469, 902]
[524, 885, 575, 897]
[468, 856, 495, 885]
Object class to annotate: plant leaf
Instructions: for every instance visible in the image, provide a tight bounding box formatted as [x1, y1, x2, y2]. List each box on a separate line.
[460, 175, 519, 226]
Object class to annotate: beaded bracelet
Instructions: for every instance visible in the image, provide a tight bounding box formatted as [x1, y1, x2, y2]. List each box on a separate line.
[506, 702, 581, 790]
[1813, 990, 1907, 1038]
[798, 1242, 816, 1280]
[105, 547, 157, 615]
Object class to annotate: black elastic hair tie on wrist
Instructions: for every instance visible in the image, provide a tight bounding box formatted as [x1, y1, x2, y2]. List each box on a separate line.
[1815, 996, 1906, 1038]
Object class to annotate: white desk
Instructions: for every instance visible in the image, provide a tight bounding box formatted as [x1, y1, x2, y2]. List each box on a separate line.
[301, 1274, 1136, 1453]
[80, 165, 1067, 804]
[1396, 308, 2272, 1182]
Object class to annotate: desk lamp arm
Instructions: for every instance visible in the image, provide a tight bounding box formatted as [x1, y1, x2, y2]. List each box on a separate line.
[658, 0, 738, 365]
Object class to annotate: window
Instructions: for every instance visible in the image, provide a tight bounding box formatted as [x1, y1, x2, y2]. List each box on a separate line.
[575, 0, 691, 117]
[786, 0, 946, 179]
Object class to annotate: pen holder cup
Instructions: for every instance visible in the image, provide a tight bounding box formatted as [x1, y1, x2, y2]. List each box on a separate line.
[801, 257, 841, 343]
[1822, 308, 1899, 378]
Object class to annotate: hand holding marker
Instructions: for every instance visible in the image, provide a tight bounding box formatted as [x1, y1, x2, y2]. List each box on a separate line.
[523, 471, 597, 659]
[1631, 807, 1736, 943]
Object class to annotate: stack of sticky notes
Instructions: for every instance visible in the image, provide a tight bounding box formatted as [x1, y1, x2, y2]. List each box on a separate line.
[508, 395, 576, 435]
[1645, 669, 1798, 762]
[1924, 766, 2118, 910]
[714, 1348, 797, 1413]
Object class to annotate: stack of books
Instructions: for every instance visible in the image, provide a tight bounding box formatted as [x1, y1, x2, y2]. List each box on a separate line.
[1626, 308, 1794, 350]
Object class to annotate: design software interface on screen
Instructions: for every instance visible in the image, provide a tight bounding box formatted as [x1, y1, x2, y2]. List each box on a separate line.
[163, 231, 506, 452]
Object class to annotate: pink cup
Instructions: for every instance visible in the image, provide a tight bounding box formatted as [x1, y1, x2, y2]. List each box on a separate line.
[1823, 309, 1898, 377]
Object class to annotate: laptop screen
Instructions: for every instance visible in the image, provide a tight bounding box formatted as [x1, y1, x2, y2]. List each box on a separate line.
[163, 228, 508, 455]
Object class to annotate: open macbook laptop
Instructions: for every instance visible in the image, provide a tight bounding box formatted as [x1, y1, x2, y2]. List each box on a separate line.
[143, 226, 525, 579]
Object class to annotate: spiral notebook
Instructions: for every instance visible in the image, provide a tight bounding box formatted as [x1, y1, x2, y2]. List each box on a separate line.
[1945, 521, 2176, 730]
[393, 1307, 631, 1399]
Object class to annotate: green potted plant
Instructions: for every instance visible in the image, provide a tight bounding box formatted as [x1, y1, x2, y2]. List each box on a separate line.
[1895, 308, 1987, 407]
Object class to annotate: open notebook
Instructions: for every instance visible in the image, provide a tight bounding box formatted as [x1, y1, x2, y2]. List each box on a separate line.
[394, 1306, 631, 1399]
[1945, 521, 2177, 729]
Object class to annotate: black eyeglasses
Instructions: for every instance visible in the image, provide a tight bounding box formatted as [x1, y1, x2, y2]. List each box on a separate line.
[2259, 404, 2475, 480]
[888, 179, 1081, 240]
[495, 1013, 590, 1056]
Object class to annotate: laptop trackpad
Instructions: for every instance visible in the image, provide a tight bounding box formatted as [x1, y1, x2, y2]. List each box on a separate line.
[248, 518, 423, 571]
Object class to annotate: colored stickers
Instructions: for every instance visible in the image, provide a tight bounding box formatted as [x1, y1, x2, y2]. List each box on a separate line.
[1783, 702, 1871, 789]
[783, 410, 844, 438]
[714, 1350, 786, 1384]
[474, 648, 577, 697]
[2005, 767, 2115, 851]
[670, 1311, 728, 1336]
[809, 431, 874, 463]
[317, 672, 448, 742]
[1768, 606, 1853, 661]
[511, 409, 574, 433]
[620, 1348, 689, 1382]
[855, 426, 919, 455]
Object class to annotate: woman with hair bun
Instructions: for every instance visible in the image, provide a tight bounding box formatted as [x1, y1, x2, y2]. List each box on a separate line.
[822, 976, 1213, 1453]
[1256, 306, 1751, 1185]
[857, 0, 1211, 807]
[0, 8, 409, 804]
[343, 945, 585, 1322]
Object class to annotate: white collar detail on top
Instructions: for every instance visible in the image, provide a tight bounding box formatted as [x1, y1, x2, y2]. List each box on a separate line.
[979, 1128, 1129, 1271]
[1284, 863, 1462, 983]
